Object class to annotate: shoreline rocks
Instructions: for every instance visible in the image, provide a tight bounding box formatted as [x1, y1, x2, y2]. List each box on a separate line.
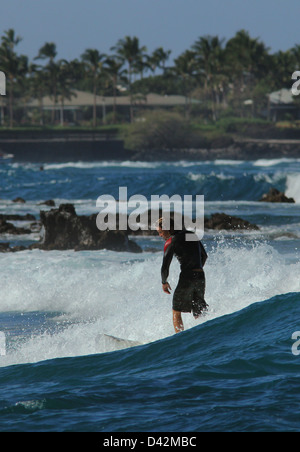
[129, 140, 300, 162]
[204, 213, 259, 231]
[0, 243, 27, 253]
[0, 205, 261, 253]
[259, 188, 295, 203]
[128, 209, 260, 233]
[38, 199, 56, 207]
[0, 213, 36, 222]
[0, 218, 32, 235]
[12, 197, 26, 203]
[33, 204, 142, 253]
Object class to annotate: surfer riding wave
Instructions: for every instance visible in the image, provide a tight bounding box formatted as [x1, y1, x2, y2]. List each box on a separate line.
[157, 217, 208, 333]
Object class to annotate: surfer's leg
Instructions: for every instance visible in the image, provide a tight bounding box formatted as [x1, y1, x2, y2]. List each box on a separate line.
[192, 272, 208, 319]
[173, 310, 184, 333]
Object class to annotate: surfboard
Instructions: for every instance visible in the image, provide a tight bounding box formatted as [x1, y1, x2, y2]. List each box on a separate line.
[96, 334, 142, 353]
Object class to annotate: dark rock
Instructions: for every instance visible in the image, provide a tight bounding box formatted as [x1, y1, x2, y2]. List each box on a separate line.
[0, 242, 11, 252]
[38, 200, 56, 207]
[37, 204, 142, 253]
[0, 243, 26, 253]
[0, 214, 36, 221]
[12, 197, 26, 203]
[30, 221, 42, 232]
[115, 209, 260, 234]
[259, 188, 295, 203]
[10, 245, 27, 252]
[204, 213, 259, 231]
[59, 203, 76, 215]
[0, 219, 31, 235]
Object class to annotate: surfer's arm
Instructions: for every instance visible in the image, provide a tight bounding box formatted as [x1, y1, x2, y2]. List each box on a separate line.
[200, 241, 208, 267]
[161, 241, 174, 285]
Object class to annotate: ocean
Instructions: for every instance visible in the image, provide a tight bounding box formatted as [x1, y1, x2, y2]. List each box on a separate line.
[0, 157, 300, 432]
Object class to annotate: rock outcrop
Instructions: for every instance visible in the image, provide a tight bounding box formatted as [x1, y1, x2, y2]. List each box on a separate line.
[0, 242, 27, 252]
[0, 204, 261, 253]
[126, 210, 260, 233]
[34, 203, 142, 253]
[204, 213, 259, 231]
[0, 218, 31, 235]
[0, 214, 35, 221]
[259, 188, 295, 203]
[12, 197, 26, 203]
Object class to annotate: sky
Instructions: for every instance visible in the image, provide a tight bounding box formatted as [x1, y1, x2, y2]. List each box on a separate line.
[1, 0, 300, 63]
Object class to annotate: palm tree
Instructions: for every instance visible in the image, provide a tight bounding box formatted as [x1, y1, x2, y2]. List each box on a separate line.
[28, 62, 48, 125]
[173, 50, 197, 119]
[225, 30, 271, 115]
[191, 35, 226, 120]
[57, 59, 81, 126]
[35, 42, 59, 123]
[0, 29, 28, 128]
[150, 47, 171, 74]
[35, 42, 57, 63]
[104, 56, 126, 123]
[81, 49, 105, 127]
[134, 53, 152, 80]
[111, 36, 147, 121]
[192, 36, 224, 88]
[268, 50, 293, 91]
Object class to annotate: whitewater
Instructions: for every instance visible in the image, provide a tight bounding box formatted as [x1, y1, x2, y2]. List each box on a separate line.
[0, 157, 300, 432]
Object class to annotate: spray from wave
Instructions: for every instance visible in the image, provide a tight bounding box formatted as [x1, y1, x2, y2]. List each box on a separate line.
[0, 238, 299, 367]
[286, 174, 300, 203]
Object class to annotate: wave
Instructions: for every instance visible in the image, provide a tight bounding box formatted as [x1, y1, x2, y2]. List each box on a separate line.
[0, 239, 299, 368]
[253, 158, 300, 167]
[286, 174, 300, 203]
[41, 158, 300, 169]
[2, 159, 300, 203]
[43, 161, 166, 170]
[0, 291, 299, 431]
[186, 171, 289, 201]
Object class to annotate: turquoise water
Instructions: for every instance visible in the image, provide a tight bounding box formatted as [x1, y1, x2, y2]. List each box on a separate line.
[0, 158, 300, 432]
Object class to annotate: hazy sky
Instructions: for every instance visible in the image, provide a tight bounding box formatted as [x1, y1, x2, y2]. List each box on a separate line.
[1, 0, 299, 62]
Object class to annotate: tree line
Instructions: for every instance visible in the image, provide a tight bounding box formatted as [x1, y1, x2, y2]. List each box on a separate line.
[0, 28, 299, 128]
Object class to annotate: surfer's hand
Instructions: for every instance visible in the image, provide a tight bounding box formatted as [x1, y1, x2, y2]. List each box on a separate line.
[162, 282, 172, 294]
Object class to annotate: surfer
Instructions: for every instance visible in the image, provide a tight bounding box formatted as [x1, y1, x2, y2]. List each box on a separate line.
[157, 217, 208, 333]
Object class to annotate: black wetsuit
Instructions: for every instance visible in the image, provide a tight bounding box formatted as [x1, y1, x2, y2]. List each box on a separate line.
[161, 230, 208, 317]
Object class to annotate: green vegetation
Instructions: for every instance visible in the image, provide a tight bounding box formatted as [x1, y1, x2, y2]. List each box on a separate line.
[0, 28, 300, 135]
[124, 111, 210, 150]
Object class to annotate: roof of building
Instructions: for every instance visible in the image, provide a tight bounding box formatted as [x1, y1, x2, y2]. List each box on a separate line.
[27, 90, 201, 109]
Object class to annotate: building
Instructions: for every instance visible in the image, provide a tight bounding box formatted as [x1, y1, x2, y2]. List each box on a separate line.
[27, 90, 201, 124]
[267, 88, 300, 121]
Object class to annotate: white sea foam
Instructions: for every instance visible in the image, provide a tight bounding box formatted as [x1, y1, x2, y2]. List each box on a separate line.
[43, 162, 107, 170]
[253, 158, 300, 167]
[286, 174, 300, 203]
[188, 171, 235, 182]
[0, 240, 299, 367]
[214, 159, 245, 166]
[253, 171, 285, 185]
[43, 161, 163, 170]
